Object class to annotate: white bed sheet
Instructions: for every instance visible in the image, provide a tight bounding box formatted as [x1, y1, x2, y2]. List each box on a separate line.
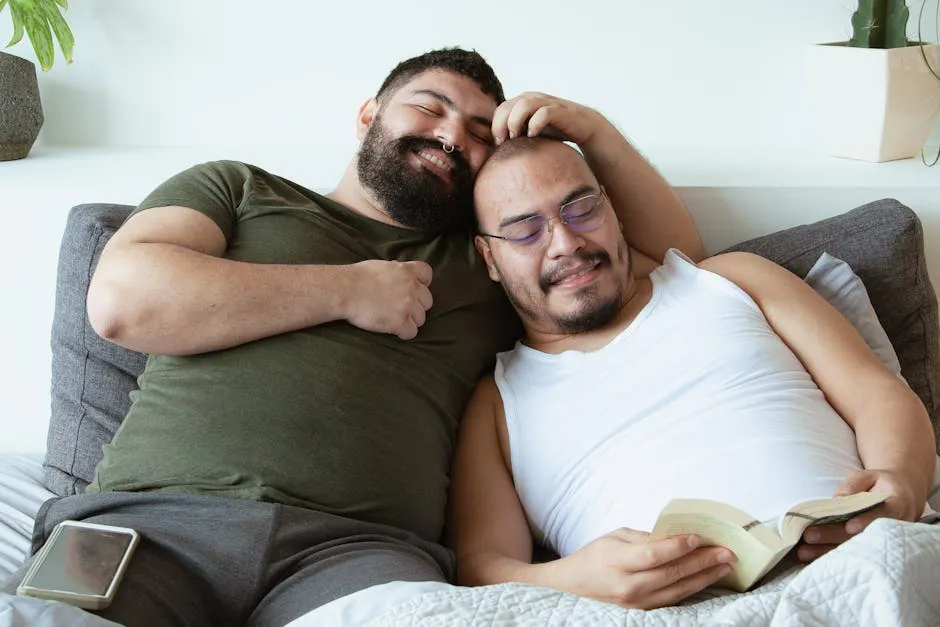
[0, 453, 52, 586]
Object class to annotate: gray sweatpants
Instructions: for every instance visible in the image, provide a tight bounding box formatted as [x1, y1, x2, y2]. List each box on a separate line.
[20, 491, 454, 627]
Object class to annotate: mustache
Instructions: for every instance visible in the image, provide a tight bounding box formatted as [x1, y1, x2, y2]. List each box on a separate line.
[394, 135, 472, 177]
[539, 251, 612, 293]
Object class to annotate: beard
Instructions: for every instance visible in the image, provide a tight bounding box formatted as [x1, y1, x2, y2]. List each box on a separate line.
[552, 289, 622, 334]
[543, 250, 622, 333]
[496, 244, 631, 335]
[356, 114, 476, 234]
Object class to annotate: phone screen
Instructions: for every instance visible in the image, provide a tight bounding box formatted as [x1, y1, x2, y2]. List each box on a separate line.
[26, 525, 134, 596]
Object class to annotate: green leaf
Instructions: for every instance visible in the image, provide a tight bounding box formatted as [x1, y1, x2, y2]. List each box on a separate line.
[22, 5, 54, 70]
[0, 0, 8, 14]
[41, 0, 73, 64]
[5, 0, 74, 69]
[54, 0, 67, 9]
[6, 0, 25, 47]
[9, 0, 37, 11]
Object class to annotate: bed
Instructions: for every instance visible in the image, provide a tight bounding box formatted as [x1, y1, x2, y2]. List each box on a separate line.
[1, 198, 939, 626]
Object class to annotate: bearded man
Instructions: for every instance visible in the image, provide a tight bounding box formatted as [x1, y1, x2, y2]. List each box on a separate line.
[20, 48, 702, 627]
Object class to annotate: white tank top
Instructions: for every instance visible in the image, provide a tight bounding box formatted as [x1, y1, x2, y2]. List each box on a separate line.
[494, 250, 863, 557]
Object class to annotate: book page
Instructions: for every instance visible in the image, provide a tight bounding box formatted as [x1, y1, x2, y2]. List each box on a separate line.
[650, 507, 784, 592]
[655, 499, 786, 549]
[778, 492, 886, 543]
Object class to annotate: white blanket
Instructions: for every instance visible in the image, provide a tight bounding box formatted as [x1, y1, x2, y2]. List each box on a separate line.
[2, 452, 939, 626]
[295, 518, 940, 627]
[1, 522, 937, 627]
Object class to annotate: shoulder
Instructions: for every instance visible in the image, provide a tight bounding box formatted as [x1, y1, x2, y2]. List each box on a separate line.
[697, 251, 822, 318]
[467, 375, 504, 416]
[696, 252, 793, 291]
[697, 251, 775, 275]
[179, 159, 254, 179]
[181, 160, 289, 191]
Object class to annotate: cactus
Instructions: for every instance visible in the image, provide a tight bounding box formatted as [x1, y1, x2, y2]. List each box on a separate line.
[849, 0, 910, 49]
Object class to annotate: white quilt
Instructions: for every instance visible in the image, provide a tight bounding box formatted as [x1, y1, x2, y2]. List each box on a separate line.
[297, 518, 940, 627]
[2, 453, 939, 626]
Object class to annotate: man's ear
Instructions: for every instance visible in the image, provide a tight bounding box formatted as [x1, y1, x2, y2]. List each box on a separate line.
[474, 235, 501, 283]
[357, 98, 379, 141]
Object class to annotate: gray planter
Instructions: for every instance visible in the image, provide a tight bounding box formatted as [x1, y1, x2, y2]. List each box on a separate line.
[0, 51, 44, 161]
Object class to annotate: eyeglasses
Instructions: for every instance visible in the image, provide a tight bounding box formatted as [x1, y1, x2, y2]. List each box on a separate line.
[479, 190, 608, 250]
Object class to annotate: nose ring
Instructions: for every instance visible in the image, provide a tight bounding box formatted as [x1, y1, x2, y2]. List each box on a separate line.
[442, 142, 455, 154]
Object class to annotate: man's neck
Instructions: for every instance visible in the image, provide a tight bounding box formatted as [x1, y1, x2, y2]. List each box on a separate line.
[523, 277, 654, 355]
[327, 162, 410, 229]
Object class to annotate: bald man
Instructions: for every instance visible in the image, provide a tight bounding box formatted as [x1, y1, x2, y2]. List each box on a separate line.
[448, 137, 936, 610]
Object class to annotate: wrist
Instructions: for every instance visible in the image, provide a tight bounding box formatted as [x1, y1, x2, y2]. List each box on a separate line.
[321, 263, 358, 324]
[580, 115, 629, 165]
[463, 553, 554, 588]
[895, 464, 932, 505]
[527, 556, 569, 591]
[866, 463, 932, 516]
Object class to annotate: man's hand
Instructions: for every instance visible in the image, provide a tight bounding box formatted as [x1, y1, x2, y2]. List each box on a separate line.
[491, 92, 607, 147]
[547, 528, 733, 610]
[798, 469, 923, 562]
[343, 260, 433, 340]
[490, 91, 705, 267]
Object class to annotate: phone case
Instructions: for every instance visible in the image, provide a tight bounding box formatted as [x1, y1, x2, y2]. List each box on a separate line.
[16, 520, 140, 610]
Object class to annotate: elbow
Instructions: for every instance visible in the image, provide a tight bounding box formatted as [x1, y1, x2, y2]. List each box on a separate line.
[86, 277, 134, 345]
[454, 555, 484, 587]
[455, 569, 476, 587]
[453, 549, 516, 587]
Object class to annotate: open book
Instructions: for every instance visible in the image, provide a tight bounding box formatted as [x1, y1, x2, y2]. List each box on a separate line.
[649, 491, 886, 592]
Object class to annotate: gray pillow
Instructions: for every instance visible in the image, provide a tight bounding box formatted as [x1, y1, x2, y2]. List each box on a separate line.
[44, 199, 940, 497]
[804, 252, 903, 376]
[722, 198, 940, 450]
[46, 204, 144, 496]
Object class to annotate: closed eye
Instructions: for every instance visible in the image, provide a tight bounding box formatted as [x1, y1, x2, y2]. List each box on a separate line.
[414, 104, 441, 116]
[502, 218, 545, 243]
[515, 232, 541, 244]
[470, 129, 494, 145]
[562, 196, 602, 220]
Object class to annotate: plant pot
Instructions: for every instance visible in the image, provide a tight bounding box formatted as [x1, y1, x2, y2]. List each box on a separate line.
[0, 51, 44, 162]
[805, 43, 940, 162]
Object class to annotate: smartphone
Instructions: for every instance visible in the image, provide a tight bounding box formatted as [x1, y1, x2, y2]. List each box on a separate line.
[16, 520, 140, 610]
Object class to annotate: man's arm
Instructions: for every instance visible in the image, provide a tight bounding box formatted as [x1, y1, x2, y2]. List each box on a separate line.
[491, 93, 706, 267]
[581, 124, 703, 266]
[449, 377, 732, 609]
[87, 205, 433, 355]
[700, 253, 937, 536]
[449, 376, 541, 585]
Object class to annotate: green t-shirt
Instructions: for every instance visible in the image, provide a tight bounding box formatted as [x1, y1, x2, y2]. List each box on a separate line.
[88, 160, 521, 542]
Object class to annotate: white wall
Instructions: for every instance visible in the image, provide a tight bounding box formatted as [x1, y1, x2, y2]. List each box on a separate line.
[2, 0, 939, 452]
[1, 1, 931, 161]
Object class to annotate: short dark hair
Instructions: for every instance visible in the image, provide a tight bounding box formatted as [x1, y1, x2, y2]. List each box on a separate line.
[376, 47, 505, 104]
[487, 135, 552, 164]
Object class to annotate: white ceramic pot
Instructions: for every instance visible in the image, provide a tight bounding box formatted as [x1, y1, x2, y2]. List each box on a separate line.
[805, 43, 940, 162]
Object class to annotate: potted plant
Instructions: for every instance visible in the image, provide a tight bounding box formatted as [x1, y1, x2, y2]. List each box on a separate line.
[805, 0, 940, 163]
[0, 0, 74, 161]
